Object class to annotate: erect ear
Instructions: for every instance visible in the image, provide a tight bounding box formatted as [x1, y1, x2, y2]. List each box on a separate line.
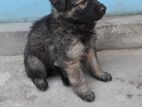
[49, 0, 66, 12]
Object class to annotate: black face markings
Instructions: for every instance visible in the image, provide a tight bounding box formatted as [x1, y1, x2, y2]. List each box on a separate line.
[50, 0, 66, 12]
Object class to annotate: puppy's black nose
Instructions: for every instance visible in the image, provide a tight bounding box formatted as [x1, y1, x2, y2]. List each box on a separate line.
[100, 6, 106, 12]
[99, 6, 106, 14]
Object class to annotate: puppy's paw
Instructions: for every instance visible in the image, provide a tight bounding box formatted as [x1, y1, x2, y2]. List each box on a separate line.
[78, 91, 95, 102]
[33, 79, 48, 91]
[95, 72, 112, 82]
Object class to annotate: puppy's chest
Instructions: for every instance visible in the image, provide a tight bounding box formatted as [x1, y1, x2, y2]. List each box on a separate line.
[51, 27, 92, 44]
[64, 29, 93, 43]
[65, 31, 94, 60]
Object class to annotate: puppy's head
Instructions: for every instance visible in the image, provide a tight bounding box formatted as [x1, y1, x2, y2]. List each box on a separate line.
[50, 0, 106, 24]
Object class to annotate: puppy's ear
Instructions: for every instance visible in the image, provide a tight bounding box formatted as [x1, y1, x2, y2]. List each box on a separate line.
[50, 0, 66, 12]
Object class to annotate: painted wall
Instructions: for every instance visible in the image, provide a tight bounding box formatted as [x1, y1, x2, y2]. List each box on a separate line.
[0, 0, 51, 23]
[101, 0, 142, 15]
[0, 0, 142, 23]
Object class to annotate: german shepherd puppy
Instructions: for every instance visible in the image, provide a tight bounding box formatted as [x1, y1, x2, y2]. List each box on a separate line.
[24, 0, 112, 102]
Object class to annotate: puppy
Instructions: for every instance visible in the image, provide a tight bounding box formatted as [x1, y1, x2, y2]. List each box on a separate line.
[24, 0, 112, 102]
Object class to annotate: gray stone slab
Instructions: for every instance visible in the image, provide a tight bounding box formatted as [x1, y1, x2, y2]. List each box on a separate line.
[0, 15, 142, 55]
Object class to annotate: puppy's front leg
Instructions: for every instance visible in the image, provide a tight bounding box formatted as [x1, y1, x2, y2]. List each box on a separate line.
[65, 60, 95, 102]
[87, 48, 112, 82]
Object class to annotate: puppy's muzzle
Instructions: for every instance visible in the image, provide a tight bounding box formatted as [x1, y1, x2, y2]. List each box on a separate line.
[95, 1, 107, 15]
[97, 6, 106, 14]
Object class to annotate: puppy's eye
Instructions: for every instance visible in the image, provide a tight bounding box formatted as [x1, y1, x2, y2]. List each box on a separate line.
[77, 0, 88, 9]
[75, 0, 87, 7]
[80, 0, 87, 5]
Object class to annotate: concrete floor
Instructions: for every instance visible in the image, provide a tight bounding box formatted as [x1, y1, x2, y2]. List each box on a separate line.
[0, 49, 142, 107]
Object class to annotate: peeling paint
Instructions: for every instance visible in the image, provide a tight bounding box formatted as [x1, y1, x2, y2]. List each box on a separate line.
[127, 94, 134, 99]
[128, 80, 142, 89]
[128, 80, 135, 86]
[115, 77, 125, 82]
[136, 82, 142, 89]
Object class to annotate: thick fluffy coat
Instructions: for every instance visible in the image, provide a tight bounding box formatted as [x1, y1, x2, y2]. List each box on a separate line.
[24, 0, 112, 102]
